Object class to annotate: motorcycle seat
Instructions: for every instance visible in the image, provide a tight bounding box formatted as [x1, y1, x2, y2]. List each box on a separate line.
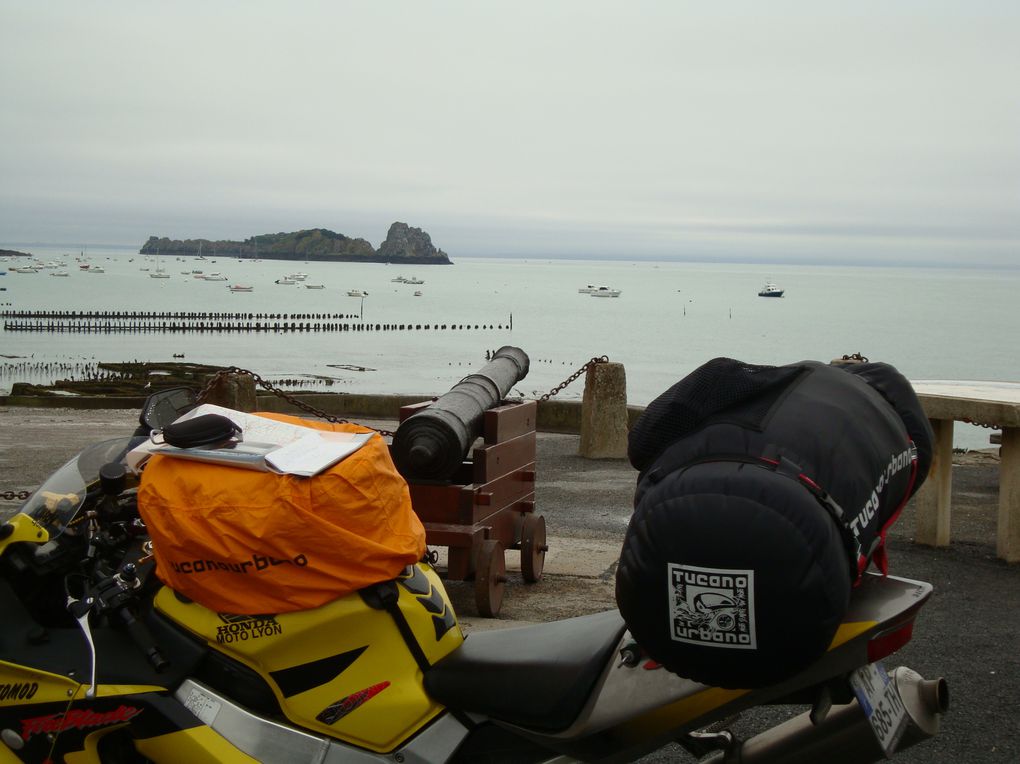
[423, 609, 626, 732]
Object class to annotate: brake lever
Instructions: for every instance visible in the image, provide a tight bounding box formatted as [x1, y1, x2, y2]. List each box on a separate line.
[67, 593, 98, 699]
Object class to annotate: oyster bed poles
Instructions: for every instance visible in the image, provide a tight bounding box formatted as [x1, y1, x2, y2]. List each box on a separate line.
[392, 346, 530, 481]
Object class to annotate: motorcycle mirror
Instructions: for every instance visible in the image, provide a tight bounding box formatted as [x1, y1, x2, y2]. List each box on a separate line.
[139, 387, 198, 433]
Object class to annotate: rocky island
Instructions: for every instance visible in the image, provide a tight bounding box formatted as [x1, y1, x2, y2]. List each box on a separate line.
[140, 222, 452, 265]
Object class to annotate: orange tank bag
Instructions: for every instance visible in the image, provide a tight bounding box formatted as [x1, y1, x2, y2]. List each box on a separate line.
[137, 413, 426, 614]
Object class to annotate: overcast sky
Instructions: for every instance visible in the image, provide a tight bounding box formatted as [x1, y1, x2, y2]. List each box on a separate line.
[2, 1, 1017, 266]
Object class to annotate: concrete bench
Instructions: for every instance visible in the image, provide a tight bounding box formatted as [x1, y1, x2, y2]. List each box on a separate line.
[911, 381, 1020, 563]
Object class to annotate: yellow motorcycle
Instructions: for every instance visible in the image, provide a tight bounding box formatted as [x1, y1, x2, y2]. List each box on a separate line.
[0, 390, 946, 763]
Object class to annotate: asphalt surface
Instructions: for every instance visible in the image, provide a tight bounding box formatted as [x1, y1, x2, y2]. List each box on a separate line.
[1, 406, 1018, 762]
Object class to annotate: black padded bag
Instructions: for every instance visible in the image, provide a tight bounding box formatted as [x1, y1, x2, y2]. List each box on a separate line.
[616, 358, 931, 688]
[160, 414, 241, 449]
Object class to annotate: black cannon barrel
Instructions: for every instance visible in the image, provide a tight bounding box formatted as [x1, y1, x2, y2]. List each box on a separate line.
[392, 346, 530, 480]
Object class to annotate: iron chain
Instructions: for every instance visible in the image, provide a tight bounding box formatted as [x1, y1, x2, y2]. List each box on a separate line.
[839, 352, 870, 363]
[539, 356, 610, 401]
[199, 366, 394, 437]
[963, 417, 1004, 431]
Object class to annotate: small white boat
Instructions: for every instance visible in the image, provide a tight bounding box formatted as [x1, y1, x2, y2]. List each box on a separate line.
[304, 283, 325, 289]
[51, 271, 70, 277]
[413, 290, 423, 297]
[275, 278, 296, 285]
[347, 289, 367, 297]
[580, 284, 620, 295]
[289, 272, 308, 281]
[758, 281, 785, 297]
[87, 266, 106, 274]
[229, 284, 254, 293]
[203, 273, 228, 281]
[405, 276, 424, 285]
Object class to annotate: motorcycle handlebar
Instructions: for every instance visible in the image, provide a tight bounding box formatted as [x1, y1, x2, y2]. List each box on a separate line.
[118, 607, 169, 673]
[93, 571, 169, 673]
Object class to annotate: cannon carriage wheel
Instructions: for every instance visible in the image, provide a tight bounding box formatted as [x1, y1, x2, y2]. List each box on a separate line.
[474, 539, 506, 617]
[520, 512, 547, 583]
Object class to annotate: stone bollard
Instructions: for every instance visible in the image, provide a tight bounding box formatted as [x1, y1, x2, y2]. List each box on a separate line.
[579, 362, 629, 459]
[202, 372, 257, 412]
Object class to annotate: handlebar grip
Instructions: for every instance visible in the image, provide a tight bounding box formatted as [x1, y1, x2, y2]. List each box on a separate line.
[119, 609, 169, 673]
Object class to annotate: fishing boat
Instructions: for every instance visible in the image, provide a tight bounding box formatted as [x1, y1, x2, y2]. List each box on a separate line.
[275, 278, 296, 285]
[758, 281, 785, 297]
[347, 289, 367, 297]
[228, 284, 254, 293]
[304, 283, 325, 289]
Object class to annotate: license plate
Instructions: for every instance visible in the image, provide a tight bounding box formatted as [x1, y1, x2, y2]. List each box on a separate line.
[850, 662, 908, 757]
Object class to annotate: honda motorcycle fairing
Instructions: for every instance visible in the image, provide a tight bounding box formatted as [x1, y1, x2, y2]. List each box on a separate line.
[152, 562, 463, 752]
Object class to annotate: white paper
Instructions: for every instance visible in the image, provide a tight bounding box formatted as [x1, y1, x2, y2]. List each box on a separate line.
[263, 431, 373, 477]
[127, 404, 373, 476]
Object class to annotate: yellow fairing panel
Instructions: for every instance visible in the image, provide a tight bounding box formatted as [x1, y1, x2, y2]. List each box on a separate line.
[0, 513, 48, 556]
[155, 563, 463, 753]
[133, 726, 260, 762]
[0, 661, 79, 705]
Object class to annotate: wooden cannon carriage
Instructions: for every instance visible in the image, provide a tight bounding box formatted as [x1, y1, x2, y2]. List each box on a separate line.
[397, 398, 546, 616]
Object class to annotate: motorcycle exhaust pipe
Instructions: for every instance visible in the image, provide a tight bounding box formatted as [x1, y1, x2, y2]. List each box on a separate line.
[704, 668, 948, 764]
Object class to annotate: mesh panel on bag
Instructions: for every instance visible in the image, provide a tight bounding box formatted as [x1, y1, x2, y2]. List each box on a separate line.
[628, 358, 805, 471]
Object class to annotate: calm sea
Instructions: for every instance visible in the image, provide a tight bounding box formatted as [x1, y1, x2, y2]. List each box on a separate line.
[3, 245, 1018, 449]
